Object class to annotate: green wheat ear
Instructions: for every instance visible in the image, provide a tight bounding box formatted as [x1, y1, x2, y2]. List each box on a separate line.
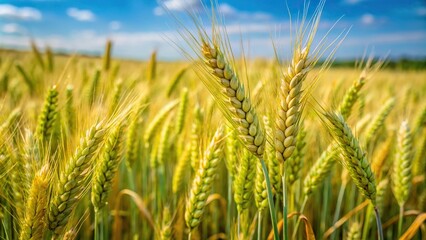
[36, 85, 59, 143]
[185, 127, 224, 231]
[47, 122, 106, 236]
[19, 165, 49, 240]
[234, 149, 256, 214]
[324, 112, 376, 204]
[91, 123, 125, 212]
[392, 120, 413, 207]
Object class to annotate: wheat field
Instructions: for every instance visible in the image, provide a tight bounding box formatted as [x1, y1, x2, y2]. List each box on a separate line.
[0, 2, 425, 240]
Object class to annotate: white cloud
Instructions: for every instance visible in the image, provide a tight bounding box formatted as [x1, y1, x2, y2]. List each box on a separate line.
[1, 23, 26, 34]
[217, 3, 235, 15]
[217, 3, 271, 21]
[361, 13, 374, 25]
[109, 21, 121, 31]
[67, 8, 95, 21]
[343, 0, 365, 4]
[0, 4, 42, 21]
[154, 0, 201, 15]
[162, 0, 200, 11]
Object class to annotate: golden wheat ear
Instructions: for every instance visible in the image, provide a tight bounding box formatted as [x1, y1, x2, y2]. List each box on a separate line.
[170, 1, 267, 158]
[273, 0, 347, 163]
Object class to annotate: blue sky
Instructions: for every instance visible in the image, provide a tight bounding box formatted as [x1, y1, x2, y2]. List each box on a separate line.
[0, 0, 425, 60]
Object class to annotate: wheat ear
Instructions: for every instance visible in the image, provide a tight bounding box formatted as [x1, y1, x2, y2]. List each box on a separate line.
[224, 126, 238, 179]
[108, 79, 123, 116]
[45, 46, 54, 72]
[414, 104, 426, 134]
[303, 144, 338, 196]
[275, 46, 312, 162]
[87, 69, 101, 108]
[286, 126, 306, 185]
[201, 42, 266, 156]
[234, 149, 256, 213]
[47, 122, 105, 235]
[125, 99, 147, 167]
[338, 68, 367, 119]
[102, 39, 112, 71]
[65, 85, 76, 135]
[147, 50, 157, 82]
[324, 112, 376, 204]
[19, 165, 49, 240]
[392, 120, 413, 207]
[254, 161, 268, 211]
[185, 127, 224, 231]
[160, 207, 173, 240]
[0, 108, 22, 135]
[172, 144, 191, 195]
[325, 112, 385, 239]
[166, 67, 188, 97]
[264, 116, 282, 195]
[143, 100, 179, 147]
[31, 41, 45, 70]
[190, 105, 203, 171]
[16, 64, 35, 94]
[175, 88, 188, 135]
[91, 123, 124, 212]
[364, 98, 396, 146]
[36, 85, 59, 143]
[347, 222, 361, 240]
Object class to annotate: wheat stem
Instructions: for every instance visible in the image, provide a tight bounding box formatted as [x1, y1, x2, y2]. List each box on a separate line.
[260, 157, 279, 240]
[374, 207, 383, 240]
